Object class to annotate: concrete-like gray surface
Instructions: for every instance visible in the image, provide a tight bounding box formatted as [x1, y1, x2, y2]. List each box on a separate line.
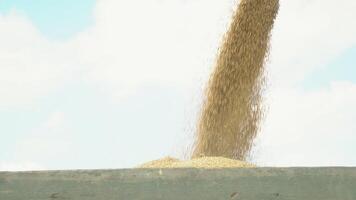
[1, 168, 355, 200]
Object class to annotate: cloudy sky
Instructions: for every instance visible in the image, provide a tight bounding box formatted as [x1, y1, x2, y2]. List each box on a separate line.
[1, 0, 356, 171]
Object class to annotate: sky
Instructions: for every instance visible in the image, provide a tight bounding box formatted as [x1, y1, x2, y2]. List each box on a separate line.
[1, 0, 356, 171]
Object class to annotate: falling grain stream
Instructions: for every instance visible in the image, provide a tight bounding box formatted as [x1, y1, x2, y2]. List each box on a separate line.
[192, 0, 279, 160]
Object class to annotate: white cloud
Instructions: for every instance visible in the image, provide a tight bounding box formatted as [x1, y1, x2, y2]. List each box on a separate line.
[252, 0, 356, 166]
[269, 0, 356, 87]
[1, 0, 356, 167]
[9, 111, 74, 168]
[0, 0, 236, 105]
[3, 0, 356, 103]
[0, 12, 80, 109]
[0, 112, 72, 171]
[70, 0, 236, 99]
[255, 81, 356, 166]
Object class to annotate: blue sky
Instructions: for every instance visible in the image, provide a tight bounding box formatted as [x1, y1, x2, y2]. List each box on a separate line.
[302, 47, 356, 90]
[0, 0, 95, 39]
[1, 0, 356, 170]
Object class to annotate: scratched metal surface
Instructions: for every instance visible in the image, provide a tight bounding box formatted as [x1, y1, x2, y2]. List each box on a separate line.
[1, 168, 356, 200]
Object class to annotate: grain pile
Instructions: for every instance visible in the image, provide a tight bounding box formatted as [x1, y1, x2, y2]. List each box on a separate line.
[192, 0, 279, 160]
[139, 157, 255, 168]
